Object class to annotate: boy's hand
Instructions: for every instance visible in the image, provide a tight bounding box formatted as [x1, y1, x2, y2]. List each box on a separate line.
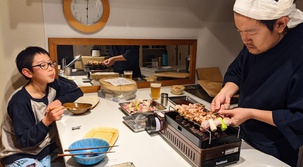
[43, 106, 65, 126]
[46, 100, 62, 113]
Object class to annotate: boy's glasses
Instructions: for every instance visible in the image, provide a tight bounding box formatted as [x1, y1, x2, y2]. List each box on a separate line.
[32, 61, 57, 70]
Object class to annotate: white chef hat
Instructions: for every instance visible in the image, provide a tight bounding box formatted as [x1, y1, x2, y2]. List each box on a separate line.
[233, 0, 303, 28]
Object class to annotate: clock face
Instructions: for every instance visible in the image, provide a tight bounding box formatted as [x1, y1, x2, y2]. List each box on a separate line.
[71, 0, 103, 25]
[64, 0, 110, 33]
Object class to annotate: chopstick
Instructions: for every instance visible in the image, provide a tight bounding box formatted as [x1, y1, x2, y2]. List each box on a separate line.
[58, 151, 115, 157]
[64, 145, 119, 152]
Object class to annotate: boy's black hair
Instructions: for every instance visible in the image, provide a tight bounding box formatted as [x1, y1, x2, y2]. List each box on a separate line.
[16, 46, 50, 80]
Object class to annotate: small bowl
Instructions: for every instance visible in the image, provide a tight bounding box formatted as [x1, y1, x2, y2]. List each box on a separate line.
[145, 75, 157, 82]
[64, 102, 92, 115]
[69, 138, 109, 166]
[171, 85, 185, 95]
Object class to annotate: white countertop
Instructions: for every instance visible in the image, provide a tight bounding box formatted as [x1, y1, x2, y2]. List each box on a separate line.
[56, 87, 289, 167]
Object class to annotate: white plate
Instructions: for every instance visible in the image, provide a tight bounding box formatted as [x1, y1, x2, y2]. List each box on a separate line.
[75, 96, 100, 109]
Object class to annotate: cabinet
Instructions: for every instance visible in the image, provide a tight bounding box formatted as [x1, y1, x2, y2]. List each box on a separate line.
[141, 45, 165, 67]
[141, 45, 189, 69]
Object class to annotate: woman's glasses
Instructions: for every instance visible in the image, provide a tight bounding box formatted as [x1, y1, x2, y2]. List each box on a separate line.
[32, 61, 57, 70]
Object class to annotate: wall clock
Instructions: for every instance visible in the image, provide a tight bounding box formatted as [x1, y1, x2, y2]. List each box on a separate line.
[63, 0, 110, 33]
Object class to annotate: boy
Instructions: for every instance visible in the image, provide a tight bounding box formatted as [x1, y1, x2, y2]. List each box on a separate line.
[0, 46, 83, 166]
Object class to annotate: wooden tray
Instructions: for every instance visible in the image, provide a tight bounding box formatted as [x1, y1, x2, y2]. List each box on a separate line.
[197, 80, 222, 97]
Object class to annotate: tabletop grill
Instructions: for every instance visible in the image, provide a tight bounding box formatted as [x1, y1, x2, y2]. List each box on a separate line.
[160, 111, 242, 167]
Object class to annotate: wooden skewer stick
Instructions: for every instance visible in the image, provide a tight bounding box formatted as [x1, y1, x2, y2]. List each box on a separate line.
[64, 145, 119, 152]
[58, 151, 115, 157]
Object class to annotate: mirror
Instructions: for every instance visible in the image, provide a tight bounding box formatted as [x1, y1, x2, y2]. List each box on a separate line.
[48, 38, 197, 93]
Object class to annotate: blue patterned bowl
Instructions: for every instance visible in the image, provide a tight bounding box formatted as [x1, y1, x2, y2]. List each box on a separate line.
[69, 138, 109, 165]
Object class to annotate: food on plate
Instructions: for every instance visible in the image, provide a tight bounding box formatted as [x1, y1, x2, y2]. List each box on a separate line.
[171, 85, 185, 95]
[122, 99, 158, 114]
[86, 60, 107, 70]
[174, 103, 231, 132]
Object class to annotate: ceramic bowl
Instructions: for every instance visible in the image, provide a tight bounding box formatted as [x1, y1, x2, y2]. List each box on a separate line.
[171, 85, 185, 95]
[64, 102, 92, 115]
[68, 138, 109, 166]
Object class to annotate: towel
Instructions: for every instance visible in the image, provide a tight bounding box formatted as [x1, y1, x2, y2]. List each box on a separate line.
[233, 0, 303, 28]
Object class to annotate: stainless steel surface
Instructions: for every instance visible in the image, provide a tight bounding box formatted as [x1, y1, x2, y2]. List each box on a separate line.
[66, 55, 81, 68]
[119, 100, 166, 116]
[64, 67, 72, 76]
[168, 95, 199, 106]
[123, 114, 147, 133]
[161, 93, 168, 106]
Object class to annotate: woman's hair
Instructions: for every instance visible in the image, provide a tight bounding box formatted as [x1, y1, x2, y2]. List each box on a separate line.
[16, 46, 50, 80]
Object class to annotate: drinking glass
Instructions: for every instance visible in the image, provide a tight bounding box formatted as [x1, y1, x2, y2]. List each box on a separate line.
[150, 81, 161, 100]
[123, 70, 133, 79]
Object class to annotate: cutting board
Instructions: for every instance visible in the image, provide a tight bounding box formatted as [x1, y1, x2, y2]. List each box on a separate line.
[198, 80, 239, 98]
[196, 67, 223, 82]
[75, 96, 100, 109]
[197, 80, 222, 97]
[154, 72, 189, 78]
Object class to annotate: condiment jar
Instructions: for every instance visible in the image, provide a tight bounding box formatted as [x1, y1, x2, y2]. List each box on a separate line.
[161, 93, 168, 106]
[145, 112, 164, 134]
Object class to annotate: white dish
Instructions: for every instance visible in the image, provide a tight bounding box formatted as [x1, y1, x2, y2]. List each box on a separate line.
[75, 96, 100, 109]
[170, 91, 184, 95]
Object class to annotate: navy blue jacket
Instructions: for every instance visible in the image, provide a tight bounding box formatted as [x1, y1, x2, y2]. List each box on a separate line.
[1, 78, 83, 165]
[109, 45, 142, 78]
[224, 23, 303, 166]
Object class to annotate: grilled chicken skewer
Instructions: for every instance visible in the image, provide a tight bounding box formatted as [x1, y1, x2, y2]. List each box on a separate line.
[175, 103, 232, 132]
